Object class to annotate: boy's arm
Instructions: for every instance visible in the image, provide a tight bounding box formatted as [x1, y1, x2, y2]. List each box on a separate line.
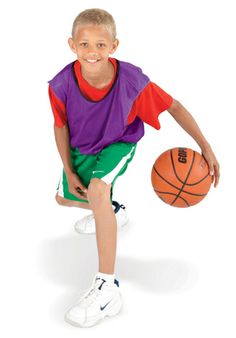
[49, 86, 88, 198]
[167, 99, 220, 187]
[54, 123, 74, 176]
[48, 85, 73, 176]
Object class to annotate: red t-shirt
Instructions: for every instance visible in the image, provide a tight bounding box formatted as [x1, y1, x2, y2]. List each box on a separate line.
[48, 58, 173, 129]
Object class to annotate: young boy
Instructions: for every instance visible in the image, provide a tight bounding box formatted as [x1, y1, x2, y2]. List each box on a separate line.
[48, 8, 220, 328]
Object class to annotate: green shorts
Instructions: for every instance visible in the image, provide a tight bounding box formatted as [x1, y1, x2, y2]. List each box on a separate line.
[56, 141, 137, 203]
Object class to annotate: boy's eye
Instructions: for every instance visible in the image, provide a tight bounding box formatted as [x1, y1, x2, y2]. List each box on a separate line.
[79, 42, 106, 48]
[80, 43, 88, 47]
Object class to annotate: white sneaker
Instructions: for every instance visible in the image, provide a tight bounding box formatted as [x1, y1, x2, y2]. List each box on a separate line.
[64, 275, 122, 328]
[74, 201, 129, 235]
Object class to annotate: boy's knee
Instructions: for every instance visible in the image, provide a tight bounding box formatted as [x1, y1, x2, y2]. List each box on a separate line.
[87, 178, 111, 202]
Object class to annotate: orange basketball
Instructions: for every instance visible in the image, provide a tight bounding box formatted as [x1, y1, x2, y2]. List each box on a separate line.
[151, 147, 212, 207]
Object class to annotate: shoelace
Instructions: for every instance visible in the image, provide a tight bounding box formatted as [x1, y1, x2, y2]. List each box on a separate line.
[79, 278, 104, 306]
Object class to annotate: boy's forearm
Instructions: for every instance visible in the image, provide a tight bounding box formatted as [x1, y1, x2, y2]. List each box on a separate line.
[168, 100, 211, 151]
[54, 124, 74, 176]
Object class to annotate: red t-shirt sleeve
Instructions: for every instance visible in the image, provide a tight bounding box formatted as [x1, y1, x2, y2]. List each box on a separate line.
[127, 82, 173, 129]
[48, 85, 67, 128]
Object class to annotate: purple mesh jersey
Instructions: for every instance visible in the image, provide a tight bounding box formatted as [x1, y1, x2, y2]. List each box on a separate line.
[48, 59, 150, 154]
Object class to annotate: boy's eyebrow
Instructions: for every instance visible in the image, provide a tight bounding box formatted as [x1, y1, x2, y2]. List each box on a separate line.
[79, 38, 106, 42]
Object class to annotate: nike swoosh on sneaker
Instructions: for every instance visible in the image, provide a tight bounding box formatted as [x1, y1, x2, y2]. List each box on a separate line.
[100, 300, 112, 311]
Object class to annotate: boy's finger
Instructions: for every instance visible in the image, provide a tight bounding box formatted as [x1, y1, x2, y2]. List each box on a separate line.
[207, 164, 214, 185]
[200, 157, 207, 169]
[211, 174, 215, 184]
[76, 186, 88, 194]
[74, 188, 88, 200]
[208, 163, 214, 176]
[214, 166, 220, 188]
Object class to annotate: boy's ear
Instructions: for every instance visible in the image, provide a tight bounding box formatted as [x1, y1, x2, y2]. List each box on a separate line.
[110, 39, 119, 54]
[68, 37, 77, 54]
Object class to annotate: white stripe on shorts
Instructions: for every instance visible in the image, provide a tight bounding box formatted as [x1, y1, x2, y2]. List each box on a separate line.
[57, 169, 64, 197]
[100, 145, 136, 185]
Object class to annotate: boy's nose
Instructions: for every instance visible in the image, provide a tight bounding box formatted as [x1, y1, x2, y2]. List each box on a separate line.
[87, 45, 99, 54]
[86, 52, 99, 59]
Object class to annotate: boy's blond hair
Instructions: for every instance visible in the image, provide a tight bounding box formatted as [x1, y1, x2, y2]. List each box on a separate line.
[72, 8, 117, 41]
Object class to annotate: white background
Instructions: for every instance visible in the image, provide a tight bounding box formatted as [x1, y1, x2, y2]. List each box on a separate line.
[0, 0, 235, 336]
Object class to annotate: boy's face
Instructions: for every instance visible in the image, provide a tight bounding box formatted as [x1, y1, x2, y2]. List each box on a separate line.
[68, 24, 119, 72]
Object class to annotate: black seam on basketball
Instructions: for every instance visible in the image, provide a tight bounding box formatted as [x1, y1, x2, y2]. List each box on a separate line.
[179, 190, 206, 197]
[153, 165, 181, 191]
[153, 165, 207, 197]
[170, 149, 210, 186]
[154, 190, 190, 206]
[158, 195, 165, 203]
[171, 151, 196, 205]
[184, 173, 210, 186]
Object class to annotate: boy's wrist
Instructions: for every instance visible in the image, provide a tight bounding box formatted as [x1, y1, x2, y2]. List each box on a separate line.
[199, 140, 211, 153]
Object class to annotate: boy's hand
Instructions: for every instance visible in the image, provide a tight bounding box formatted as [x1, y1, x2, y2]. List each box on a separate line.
[200, 145, 220, 188]
[66, 172, 88, 200]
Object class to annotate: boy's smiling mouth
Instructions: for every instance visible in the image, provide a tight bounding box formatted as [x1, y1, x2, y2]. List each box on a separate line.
[84, 58, 101, 64]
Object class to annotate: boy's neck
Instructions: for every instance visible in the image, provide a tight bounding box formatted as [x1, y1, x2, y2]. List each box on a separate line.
[80, 59, 114, 89]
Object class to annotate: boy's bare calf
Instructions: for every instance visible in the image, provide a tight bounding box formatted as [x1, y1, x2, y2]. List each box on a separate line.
[87, 178, 117, 274]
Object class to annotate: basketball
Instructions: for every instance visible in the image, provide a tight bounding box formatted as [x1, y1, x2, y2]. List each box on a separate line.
[151, 147, 212, 207]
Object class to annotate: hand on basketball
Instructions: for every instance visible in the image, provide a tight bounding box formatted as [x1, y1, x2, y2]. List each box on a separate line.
[201, 146, 220, 188]
[66, 172, 88, 200]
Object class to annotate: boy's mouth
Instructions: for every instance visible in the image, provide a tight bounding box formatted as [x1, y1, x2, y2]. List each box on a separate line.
[84, 59, 101, 64]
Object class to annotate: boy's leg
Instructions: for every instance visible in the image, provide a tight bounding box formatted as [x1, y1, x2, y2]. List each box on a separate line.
[87, 142, 137, 271]
[87, 178, 117, 274]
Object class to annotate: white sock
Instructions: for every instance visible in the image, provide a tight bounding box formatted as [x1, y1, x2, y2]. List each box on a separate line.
[96, 272, 115, 283]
